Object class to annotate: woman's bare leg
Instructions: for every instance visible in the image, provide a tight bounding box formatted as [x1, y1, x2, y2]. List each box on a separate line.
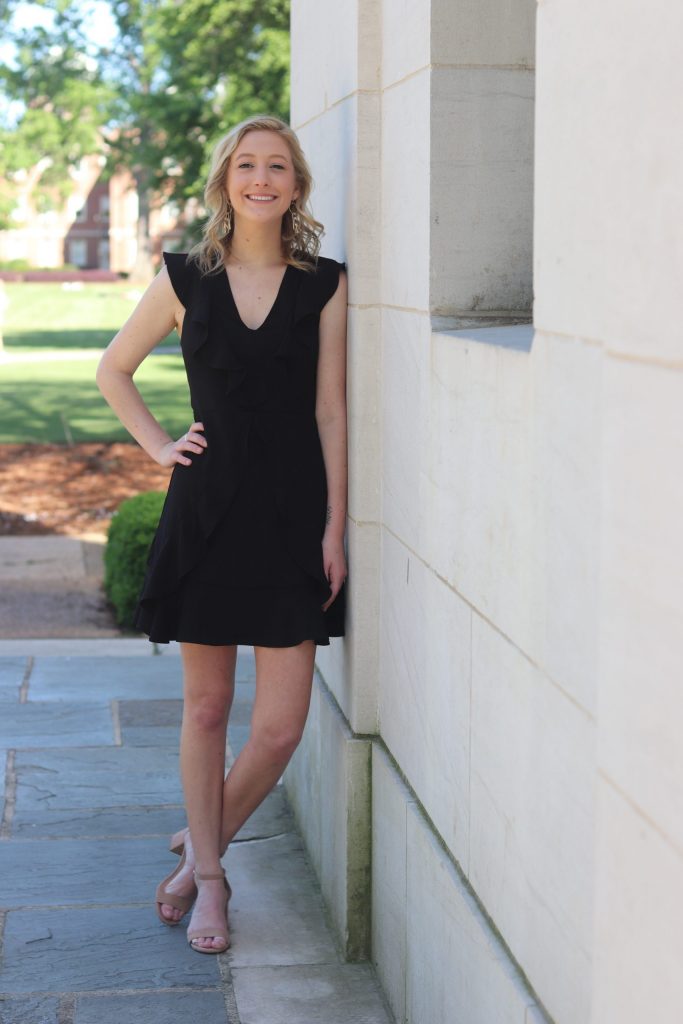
[219, 639, 316, 851]
[158, 639, 316, 948]
[158, 641, 236, 947]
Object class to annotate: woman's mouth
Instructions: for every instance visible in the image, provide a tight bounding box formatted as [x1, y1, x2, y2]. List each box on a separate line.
[245, 194, 277, 202]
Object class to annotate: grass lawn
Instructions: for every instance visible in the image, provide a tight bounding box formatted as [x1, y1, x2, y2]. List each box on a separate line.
[1, 281, 177, 349]
[0, 282, 192, 443]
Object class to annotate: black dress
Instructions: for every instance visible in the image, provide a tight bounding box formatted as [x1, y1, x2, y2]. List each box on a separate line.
[132, 250, 347, 647]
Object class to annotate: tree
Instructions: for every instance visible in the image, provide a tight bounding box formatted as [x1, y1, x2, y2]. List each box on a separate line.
[0, 2, 113, 220]
[102, 0, 289, 277]
[0, 0, 290, 273]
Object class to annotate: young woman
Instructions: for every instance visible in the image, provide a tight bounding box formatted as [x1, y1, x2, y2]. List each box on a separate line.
[96, 115, 348, 954]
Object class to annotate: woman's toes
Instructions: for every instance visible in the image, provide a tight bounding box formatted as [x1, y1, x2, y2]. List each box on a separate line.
[191, 934, 226, 951]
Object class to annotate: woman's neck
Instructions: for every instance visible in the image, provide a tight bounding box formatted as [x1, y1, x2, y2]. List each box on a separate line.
[227, 219, 284, 267]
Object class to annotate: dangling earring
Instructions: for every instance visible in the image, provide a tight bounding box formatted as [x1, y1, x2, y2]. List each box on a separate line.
[223, 202, 233, 236]
[289, 201, 301, 236]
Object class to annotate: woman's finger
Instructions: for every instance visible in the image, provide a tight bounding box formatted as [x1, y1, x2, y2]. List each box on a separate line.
[321, 565, 347, 609]
[185, 424, 207, 448]
[176, 423, 207, 461]
[181, 439, 205, 454]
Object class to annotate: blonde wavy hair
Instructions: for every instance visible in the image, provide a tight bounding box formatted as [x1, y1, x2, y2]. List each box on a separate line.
[188, 115, 324, 275]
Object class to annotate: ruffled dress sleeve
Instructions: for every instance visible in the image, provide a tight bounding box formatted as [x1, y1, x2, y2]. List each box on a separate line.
[316, 256, 347, 309]
[292, 255, 346, 327]
[162, 251, 195, 308]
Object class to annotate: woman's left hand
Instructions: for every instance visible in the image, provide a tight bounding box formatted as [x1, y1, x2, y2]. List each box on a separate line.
[321, 531, 347, 611]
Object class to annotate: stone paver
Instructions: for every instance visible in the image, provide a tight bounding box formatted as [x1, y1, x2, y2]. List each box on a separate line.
[13, 746, 185, 811]
[73, 990, 229, 1024]
[232, 963, 394, 1023]
[0, 644, 394, 1023]
[27, 655, 255, 702]
[0, 994, 61, 1024]
[0, 837, 194, 908]
[27, 656, 186, 702]
[11, 806, 189, 841]
[0, 701, 114, 748]
[225, 833, 340, 967]
[1, 907, 219, 992]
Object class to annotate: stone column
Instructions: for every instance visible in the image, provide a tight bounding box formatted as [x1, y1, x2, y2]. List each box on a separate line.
[284, 0, 382, 959]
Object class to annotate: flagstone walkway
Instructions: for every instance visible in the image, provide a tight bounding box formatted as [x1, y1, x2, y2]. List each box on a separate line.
[0, 639, 393, 1024]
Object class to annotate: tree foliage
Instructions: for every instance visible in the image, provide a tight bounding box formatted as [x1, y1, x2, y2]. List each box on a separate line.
[0, 2, 112, 215]
[0, 0, 290, 244]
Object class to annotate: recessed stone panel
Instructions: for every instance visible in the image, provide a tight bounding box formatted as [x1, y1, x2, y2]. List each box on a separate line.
[378, 529, 471, 867]
[469, 616, 595, 1023]
[406, 802, 535, 1023]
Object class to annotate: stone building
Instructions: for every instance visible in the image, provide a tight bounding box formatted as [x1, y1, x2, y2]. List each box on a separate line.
[282, 2, 683, 1023]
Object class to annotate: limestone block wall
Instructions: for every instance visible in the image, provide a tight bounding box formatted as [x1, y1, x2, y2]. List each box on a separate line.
[285, 2, 682, 1023]
[534, 3, 683, 1022]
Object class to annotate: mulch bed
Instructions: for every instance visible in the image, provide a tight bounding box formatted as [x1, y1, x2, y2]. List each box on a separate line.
[0, 442, 172, 538]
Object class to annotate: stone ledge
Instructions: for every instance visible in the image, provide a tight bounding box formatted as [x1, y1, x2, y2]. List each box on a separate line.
[437, 322, 535, 352]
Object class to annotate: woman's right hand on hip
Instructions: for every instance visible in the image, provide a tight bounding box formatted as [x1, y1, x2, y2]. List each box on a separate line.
[155, 422, 207, 467]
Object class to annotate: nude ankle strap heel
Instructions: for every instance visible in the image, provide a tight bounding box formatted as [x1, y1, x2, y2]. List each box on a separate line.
[169, 827, 188, 856]
[155, 837, 198, 927]
[186, 867, 232, 954]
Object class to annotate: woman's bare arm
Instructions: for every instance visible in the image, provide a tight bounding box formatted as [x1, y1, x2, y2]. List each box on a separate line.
[95, 266, 206, 467]
[316, 268, 348, 609]
[316, 268, 348, 542]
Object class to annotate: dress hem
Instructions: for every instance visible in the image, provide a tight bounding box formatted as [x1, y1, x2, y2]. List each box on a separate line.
[139, 631, 338, 648]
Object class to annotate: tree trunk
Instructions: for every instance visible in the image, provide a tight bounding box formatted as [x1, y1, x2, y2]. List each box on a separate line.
[129, 169, 154, 284]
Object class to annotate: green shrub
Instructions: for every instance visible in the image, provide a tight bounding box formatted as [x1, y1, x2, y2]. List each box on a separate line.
[0, 260, 79, 271]
[104, 490, 166, 629]
[0, 259, 31, 271]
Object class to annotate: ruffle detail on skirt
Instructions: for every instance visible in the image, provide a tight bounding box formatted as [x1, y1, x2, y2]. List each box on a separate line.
[133, 577, 345, 647]
[132, 413, 345, 642]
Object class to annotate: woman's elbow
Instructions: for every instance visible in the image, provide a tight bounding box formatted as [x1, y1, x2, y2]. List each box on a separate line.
[315, 404, 346, 429]
[95, 353, 111, 392]
[95, 350, 127, 392]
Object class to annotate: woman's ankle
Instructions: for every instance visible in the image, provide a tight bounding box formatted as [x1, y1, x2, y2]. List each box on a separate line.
[194, 863, 224, 877]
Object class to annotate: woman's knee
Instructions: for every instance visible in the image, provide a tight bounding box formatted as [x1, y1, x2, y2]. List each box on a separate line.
[251, 719, 304, 762]
[183, 692, 230, 732]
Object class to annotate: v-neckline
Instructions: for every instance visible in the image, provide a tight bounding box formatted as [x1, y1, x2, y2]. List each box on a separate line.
[223, 262, 291, 332]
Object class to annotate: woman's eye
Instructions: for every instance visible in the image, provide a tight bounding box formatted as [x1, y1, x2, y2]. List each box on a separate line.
[237, 162, 286, 170]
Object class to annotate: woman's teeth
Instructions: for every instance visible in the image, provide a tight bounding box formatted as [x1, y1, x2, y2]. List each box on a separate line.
[246, 195, 276, 201]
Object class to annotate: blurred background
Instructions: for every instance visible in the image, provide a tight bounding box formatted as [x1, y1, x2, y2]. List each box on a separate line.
[0, 0, 290, 543]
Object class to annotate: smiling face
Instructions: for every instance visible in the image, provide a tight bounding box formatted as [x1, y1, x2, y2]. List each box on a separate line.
[225, 129, 300, 227]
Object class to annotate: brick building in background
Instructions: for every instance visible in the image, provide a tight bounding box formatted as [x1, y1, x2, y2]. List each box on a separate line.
[0, 151, 195, 273]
